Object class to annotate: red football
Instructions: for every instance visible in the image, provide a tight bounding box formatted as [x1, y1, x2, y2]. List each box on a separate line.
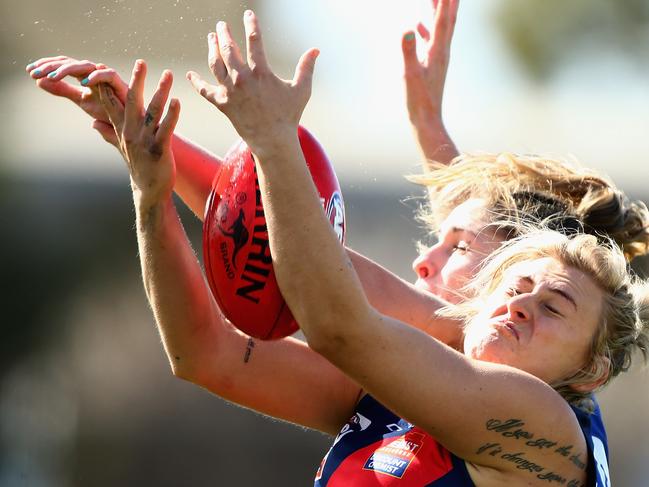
[203, 126, 345, 339]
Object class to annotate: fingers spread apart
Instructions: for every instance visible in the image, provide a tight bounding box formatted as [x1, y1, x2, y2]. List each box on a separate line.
[216, 20, 246, 81]
[186, 71, 223, 106]
[123, 60, 147, 139]
[155, 98, 180, 150]
[208, 32, 228, 82]
[243, 10, 270, 73]
[292, 48, 319, 91]
[143, 70, 173, 136]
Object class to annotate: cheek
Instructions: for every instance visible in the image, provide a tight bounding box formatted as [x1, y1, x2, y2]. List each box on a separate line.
[441, 255, 482, 290]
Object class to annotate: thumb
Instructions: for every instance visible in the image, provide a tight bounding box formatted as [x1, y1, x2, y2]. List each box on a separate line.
[292, 48, 319, 89]
[91, 119, 119, 148]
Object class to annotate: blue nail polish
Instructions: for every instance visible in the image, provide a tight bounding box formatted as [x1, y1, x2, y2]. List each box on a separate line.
[81, 78, 89, 86]
[33, 69, 41, 76]
[47, 71, 57, 78]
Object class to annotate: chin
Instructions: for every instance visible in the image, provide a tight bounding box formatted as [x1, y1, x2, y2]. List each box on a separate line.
[465, 336, 515, 365]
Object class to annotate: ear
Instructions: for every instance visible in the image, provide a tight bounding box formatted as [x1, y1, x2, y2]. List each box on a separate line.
[569, 356, 611, 393]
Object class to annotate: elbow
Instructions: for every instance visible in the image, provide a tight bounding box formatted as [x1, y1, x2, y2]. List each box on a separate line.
[305, 326, 348, 360]
[169, 356, 195, 382]
[299, 304, 375, 361]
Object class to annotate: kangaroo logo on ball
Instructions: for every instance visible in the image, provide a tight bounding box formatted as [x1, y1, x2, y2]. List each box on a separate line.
[218, 208, 249, 269]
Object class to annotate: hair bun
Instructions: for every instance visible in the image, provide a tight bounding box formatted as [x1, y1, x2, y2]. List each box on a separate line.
[579, 189, 649, 260]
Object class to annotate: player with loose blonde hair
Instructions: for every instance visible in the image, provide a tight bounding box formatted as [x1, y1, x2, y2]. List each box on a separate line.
[27, 1, 649, 485]
[442, 229, 649, 409]
[411, 153, 649, 262]
[171, 11, 649, 485]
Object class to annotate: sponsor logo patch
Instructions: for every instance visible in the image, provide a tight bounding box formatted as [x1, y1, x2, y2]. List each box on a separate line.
[363, 432, 424, 478]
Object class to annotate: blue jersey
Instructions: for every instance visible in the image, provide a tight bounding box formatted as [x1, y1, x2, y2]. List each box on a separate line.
[580, 401, 611, 487]
[315, 395, 610, 487]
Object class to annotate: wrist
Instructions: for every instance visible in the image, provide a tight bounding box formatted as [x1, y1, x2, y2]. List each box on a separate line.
[246, 126, 300, 161]
[133, 186, 174, 215]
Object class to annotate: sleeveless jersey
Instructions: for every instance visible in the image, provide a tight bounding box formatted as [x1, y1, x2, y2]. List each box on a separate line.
[314, 394, 610, 487]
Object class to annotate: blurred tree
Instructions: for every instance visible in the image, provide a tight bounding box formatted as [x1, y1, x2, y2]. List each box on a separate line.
[494, 0, 649, 82]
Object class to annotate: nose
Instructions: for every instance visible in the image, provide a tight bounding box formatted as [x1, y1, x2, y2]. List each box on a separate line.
[506, 294, 532, 322]
[412, 245, 440, 279]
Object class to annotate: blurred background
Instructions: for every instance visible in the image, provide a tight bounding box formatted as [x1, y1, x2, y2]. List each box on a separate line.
[1, 0, 648, 485]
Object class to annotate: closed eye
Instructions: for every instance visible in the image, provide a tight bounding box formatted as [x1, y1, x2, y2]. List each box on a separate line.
[452, 241, 472, 253]
[544, 303, 562, 316]
[506, 287, 520, 296]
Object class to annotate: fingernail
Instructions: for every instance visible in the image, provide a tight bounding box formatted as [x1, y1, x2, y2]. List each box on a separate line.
[404, 32, 415, 41]
[47, 71, 57, 78]
[33, 69, 41, 76]
[216, 21, 225, 30]
[244, 10, 253, 17]
[26, 63, 34, 70]
[81, 78, 89, 86]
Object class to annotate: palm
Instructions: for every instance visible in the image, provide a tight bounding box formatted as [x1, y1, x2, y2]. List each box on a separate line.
[407, 63, 441, 117]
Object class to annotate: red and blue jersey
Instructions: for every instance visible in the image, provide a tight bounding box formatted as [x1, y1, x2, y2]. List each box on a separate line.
[314, 394, 610, 487]
[314, 394, 472, 486]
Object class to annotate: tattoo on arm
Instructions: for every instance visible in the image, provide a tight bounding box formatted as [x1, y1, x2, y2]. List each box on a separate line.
[243, 338, 255, 363]
[475, 418, 588, 485]
[144, 111, 154, 126]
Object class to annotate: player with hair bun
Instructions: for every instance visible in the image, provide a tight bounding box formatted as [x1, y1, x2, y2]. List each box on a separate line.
[27, 1, 649, 485]
[176, 10, 648, 486]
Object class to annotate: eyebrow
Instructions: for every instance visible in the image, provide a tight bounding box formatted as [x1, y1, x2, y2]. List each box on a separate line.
[449, 227, 478, 238]
[520, 276, 578, 311]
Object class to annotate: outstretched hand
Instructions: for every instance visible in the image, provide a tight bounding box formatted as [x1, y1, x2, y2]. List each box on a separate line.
[27, 56, 129, 146]
[186, 10, 318, 157]
[402, 0, 459, 126]
[98, 60, 180, 207]
[400, 0, 460, 165]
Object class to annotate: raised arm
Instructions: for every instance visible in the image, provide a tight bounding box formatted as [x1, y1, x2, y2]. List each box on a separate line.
[402, 0, 460, 167]
[95, 60, 361, 436]
[28, 57, 220, 219]
[28, 57, 463, 346]
[348, 248, 463, 348]
[191, 11, 589, 484]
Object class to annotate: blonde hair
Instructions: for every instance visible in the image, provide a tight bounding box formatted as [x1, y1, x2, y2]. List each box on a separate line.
[410, 153, 649, 261]
[445, 229, 649, 410]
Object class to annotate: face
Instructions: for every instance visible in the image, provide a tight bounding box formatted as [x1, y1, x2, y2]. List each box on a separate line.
[463, 257, 604, 385]
[412, 199, 504, 303]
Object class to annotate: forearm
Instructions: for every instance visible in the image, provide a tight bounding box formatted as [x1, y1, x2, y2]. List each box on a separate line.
[134, 193, 223, 374]
[171, 133, 223, 220]
[348, 248, 462, 348]
[254, 137, 375, 348]
[132, 191, 360, 432]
